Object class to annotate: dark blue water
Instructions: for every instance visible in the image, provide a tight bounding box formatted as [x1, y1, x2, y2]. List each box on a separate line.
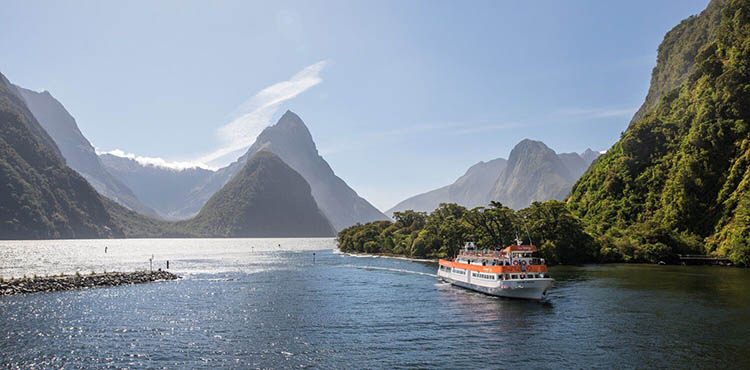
[1, 248, 749, 368]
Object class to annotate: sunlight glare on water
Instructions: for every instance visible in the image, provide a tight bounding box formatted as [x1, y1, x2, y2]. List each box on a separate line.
[1, 238, 749, 368]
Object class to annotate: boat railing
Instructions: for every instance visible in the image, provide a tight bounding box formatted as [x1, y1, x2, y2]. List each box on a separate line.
[455, 254, 546, 266]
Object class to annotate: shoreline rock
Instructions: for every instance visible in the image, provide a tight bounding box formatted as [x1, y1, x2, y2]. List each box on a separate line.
[0, 270, 179, 296]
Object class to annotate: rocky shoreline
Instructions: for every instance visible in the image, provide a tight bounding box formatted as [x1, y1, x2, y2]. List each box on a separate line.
[0, 270, 179, 296]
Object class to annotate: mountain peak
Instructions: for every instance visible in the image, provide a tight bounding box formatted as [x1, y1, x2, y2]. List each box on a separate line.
[276, 110, 307, 130]
[187, 149, 335, 237]
[509, 139, 553, 158]
[260, 110, 315, 149]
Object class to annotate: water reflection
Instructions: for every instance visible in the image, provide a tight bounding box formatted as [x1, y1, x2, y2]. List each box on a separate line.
[0, 242, 748, 368]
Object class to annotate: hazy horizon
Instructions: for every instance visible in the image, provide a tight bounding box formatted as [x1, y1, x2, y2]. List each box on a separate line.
[1, 0, 710, 210]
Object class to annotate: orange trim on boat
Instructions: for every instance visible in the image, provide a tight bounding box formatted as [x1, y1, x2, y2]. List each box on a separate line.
[501, 245, 537, 253]
[438, 259, 547, 274]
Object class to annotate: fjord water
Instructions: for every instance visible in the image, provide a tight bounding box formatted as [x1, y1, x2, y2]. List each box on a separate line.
[1, 239, 748, 368]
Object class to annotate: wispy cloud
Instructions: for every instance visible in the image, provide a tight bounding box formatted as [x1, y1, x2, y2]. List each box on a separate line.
[198, 60, 328, 166]
[555, 106, 635, 120]
[95, 61, 328, 170]
[96, 149, 215, 171]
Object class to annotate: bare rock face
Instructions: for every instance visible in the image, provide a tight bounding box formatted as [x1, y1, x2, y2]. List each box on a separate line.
[488, 139, 575, 210]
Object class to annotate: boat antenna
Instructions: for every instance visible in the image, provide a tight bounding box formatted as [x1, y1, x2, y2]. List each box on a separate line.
[520, 215, 533, 246]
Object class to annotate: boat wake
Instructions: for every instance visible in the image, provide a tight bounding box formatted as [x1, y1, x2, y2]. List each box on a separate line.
[342, 264, 438, 278]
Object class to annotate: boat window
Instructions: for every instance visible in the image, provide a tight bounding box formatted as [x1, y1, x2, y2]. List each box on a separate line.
[511, 274, 518, 279]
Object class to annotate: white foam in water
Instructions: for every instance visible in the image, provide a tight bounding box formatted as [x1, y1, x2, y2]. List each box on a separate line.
[340, 264, 438, 278]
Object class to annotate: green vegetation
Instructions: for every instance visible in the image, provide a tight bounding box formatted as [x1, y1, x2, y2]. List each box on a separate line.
[630, 0, 726, 124]
[0, 73, 122, 239]
[568, 0, 750, 266]
[338, 201, 597, 265]
[179, 150, 335, 237]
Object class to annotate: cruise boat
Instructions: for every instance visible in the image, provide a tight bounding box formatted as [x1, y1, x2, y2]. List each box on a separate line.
[437, 240, 553, 300]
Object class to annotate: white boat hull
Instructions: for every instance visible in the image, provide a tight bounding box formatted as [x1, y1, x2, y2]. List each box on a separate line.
[439, 273, 553, 301]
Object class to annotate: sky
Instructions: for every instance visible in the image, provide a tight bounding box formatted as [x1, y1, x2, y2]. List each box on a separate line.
[1, 0, 711, 211]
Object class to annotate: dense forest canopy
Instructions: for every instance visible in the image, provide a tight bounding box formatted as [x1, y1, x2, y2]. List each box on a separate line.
[567, 0, 750, 266]
[338, 201, 599, 265]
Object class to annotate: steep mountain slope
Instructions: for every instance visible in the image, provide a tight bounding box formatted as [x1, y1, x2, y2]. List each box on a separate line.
[16, 87, 158, 218]
[184, 111, 388, 230]
[388, 142, 600, 215]
[387, 158, 507, 215]
[99, 154, 212, 220]
[0, 74, 62, 160]
[630, 0, 727, 124]
[0, 72, 121, 239]
[567, 0, 750, 264]
[181, 150, 335, 237]
[489, 140, 577, 209]
[103, 111, 386, 229]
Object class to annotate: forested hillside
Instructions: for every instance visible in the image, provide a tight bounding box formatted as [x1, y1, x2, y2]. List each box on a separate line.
[181, 150, 335, 237]
[568, 0, 750, 265]
[0, 73, 121, 239]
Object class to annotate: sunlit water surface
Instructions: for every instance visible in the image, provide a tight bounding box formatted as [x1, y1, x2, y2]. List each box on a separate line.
[1, 238, 749, 368]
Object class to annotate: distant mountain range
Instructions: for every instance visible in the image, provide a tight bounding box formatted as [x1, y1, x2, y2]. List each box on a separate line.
[15, 87, 160, 218]
[0, 74, 371, 238]
[99, 111, 389, 230]
[98, 154, 213, 220]
[387, 140, 599, 215]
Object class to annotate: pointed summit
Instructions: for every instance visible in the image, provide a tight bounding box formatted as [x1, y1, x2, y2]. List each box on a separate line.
[179, 111, 389, 229]
[254, 110, 317, 154]
[239, 112, 388, 230]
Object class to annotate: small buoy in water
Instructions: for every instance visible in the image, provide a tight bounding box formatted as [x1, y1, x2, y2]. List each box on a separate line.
[313, 252, 316, 263]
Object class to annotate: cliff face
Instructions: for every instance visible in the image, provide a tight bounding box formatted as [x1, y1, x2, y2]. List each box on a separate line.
[629, 0, 727, 124]
[0, 72, 120, 239]
[488, 140, 576, 210]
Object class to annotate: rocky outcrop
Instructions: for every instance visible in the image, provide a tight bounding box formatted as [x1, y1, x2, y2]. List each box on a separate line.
[0, 270, 179, 296]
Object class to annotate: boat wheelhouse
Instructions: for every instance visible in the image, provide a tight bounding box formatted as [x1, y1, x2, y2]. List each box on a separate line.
[437, 240, 553, 300]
